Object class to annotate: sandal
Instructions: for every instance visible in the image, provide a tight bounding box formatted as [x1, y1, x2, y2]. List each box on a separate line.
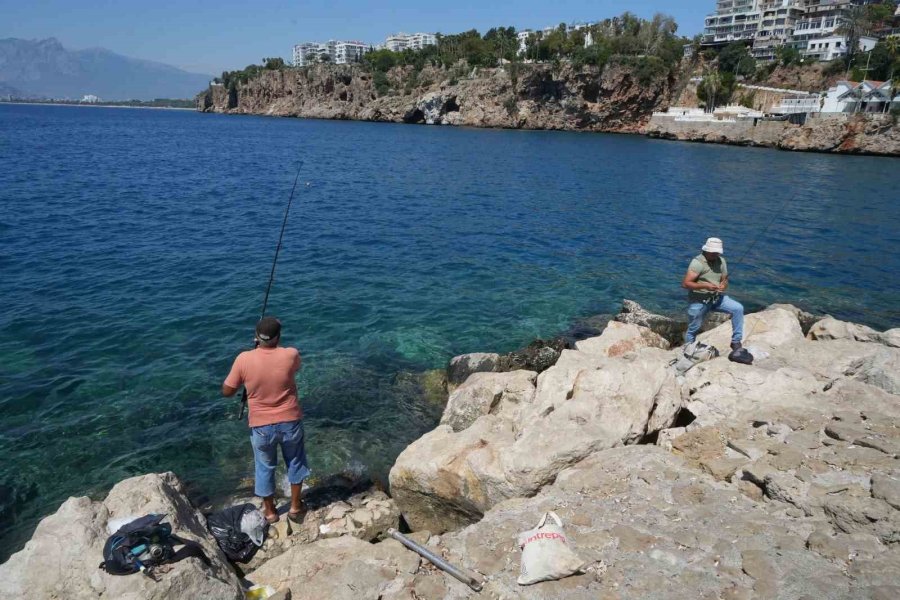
[287, 509, 306, 524]
[265, 513, 280, 524]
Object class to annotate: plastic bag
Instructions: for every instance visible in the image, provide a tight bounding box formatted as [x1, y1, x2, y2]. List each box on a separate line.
[207, 503, 267, 563]
[517, 511, 586, 586]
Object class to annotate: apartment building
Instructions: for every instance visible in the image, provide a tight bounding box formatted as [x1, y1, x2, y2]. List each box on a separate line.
[703, 0, 763, 45]
[293, 40, 371, 66]
[703, 0, 886, 61]
[752, 0, 806, 60]
[384, 33, 437, 52]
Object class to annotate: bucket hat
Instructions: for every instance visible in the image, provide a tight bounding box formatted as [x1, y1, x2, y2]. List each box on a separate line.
[702, 237, 724, 254]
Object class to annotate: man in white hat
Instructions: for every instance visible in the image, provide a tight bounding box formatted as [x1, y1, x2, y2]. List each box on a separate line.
[681, 237, 744, 351]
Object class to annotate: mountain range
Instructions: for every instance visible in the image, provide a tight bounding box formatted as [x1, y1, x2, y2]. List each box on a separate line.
[0, 38, 212, 100]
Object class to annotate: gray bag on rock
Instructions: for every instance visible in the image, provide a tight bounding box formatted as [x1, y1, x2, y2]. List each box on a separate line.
[670, 341, 720, 375]
[517, 511, 586, 586]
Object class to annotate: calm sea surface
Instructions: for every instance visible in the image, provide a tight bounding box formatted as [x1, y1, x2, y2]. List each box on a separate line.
[1, 103, 898, 559]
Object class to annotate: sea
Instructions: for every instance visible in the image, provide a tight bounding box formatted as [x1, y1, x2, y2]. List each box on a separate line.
[1, 103, 898, 561]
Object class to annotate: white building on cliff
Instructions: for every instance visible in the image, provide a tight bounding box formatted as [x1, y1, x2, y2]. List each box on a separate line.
[293, 40, 371, 66]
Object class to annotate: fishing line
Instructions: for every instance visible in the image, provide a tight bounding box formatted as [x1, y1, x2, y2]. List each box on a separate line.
[238, 160, 306, 420]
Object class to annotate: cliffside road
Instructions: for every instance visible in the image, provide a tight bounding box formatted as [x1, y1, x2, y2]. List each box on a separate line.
[3, 303, 898, 599]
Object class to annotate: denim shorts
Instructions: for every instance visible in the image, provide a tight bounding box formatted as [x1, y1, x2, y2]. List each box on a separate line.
[250, 419, 311, 498]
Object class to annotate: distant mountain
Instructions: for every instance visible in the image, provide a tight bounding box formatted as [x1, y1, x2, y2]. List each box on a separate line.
[0, 38, 212, 100]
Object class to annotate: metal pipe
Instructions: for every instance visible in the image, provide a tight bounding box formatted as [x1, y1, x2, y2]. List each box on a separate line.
[387, 528, 483, 592]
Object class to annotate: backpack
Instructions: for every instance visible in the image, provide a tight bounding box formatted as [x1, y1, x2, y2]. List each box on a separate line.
[728, 347, 754, 365]
[99, 514, 209, 577]
[670, 341, 720, 375]
[207, 503, 267, 563]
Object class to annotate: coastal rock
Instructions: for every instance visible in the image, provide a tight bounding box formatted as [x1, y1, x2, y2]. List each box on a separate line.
[440, 370, 537, 432]
[390, 348, 685, 532]
[808, 316, 900, 348]
[574, 320, 669, 357]
[646, 113, 900, 158]
[613, 298, 728, 347]
[767, 303, 821, 335]
[447, 352, 501, 387]
[614, 298, 685, 346]
[0, 472, 242, 600]
[500, 337, 571, 374]
[698, 305, 803, 352]
[246, 536, 420, 600]
[407, 446, 863, 599]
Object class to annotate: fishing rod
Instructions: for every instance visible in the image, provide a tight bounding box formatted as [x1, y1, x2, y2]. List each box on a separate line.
[238, 160, 306, 420]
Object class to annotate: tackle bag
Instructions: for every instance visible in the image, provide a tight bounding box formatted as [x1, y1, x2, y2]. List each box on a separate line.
[99, 513, 210, 576]
[670, 341, 720, 375]
[517, 511, 586, 586]
[207, 503, 267, 563]
[728, 347, 754, 365]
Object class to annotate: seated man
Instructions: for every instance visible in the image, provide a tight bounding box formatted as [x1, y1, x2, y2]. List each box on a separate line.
[681, 237, 744, 351]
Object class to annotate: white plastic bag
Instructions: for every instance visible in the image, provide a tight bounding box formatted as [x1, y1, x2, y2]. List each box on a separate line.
[517, 511, 586, 585]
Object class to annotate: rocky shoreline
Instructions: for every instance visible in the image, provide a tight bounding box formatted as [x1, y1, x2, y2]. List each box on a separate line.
[196, 63, 900, 157]
[2, 300, 899, 599]
[646, 112, 900, 158]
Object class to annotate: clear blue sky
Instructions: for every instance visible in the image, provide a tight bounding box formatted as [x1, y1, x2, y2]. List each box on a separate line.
[1, 0, 707, 75]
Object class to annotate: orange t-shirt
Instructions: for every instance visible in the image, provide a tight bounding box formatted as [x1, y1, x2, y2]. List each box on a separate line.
[224, 346, 303, 428]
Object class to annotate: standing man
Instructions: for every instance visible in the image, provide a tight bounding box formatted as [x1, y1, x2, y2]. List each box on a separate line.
[222, 317, 310, 524]
[681, 237, 744, 351]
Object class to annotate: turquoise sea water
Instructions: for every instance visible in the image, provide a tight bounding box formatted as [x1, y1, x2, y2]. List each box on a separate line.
[1, 103, 898, 560]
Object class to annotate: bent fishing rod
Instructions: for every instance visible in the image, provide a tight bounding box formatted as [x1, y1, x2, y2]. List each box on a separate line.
[238, 160, 306, 420]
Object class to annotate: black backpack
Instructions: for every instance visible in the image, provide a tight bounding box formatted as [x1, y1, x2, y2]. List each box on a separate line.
[728, 347, 754, 365]
[99, 514, 209, 578]
[207, 503, 266, 563]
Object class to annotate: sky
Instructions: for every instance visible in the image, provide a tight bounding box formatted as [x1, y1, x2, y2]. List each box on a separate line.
[0, 0, 708, 76]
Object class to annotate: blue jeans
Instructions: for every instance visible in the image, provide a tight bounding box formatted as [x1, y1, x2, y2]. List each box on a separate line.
[686, 295, 744, 344]
[250, 420, 311, 498]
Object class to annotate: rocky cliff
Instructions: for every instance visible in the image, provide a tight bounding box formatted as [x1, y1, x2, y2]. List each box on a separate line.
[197, 62, 675, 133]
[3, 301, 898, 599]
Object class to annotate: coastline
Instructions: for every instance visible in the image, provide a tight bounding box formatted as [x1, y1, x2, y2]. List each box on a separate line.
[3, 299, 898, 598]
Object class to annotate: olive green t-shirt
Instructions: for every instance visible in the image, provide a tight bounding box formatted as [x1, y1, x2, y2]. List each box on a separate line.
[687, 254, 727, 303]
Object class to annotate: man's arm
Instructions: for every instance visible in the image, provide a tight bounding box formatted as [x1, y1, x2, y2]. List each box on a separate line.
[222, 355, 243, 397]
[719, 273, 729, 292]
[682, 270, 720, 291]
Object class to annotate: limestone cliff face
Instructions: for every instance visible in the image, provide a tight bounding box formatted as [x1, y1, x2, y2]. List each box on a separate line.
[196, 62, 674, 133]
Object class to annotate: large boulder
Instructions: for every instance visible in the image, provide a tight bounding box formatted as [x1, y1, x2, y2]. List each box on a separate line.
[440, 370, 537, 432]
[574, 321, 669, 357]
[407, 446, 870, 599]
[613, 298, 727, 346]
[0, 472, 242, 600]
[614, 298, 686, 346]
[699, 305, 804, 352]
[808, 316, 900, 348]
[390, 349, 685, 533]
[246, 536, 421, 600]
[768, 303, 822, 335]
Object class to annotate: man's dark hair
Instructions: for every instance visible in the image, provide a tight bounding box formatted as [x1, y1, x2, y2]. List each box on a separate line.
[256, 317, 282, 347]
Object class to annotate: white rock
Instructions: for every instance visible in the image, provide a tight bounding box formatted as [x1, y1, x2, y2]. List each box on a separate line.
[0, 473, 242, 600]
[575, 321, 670, 357]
